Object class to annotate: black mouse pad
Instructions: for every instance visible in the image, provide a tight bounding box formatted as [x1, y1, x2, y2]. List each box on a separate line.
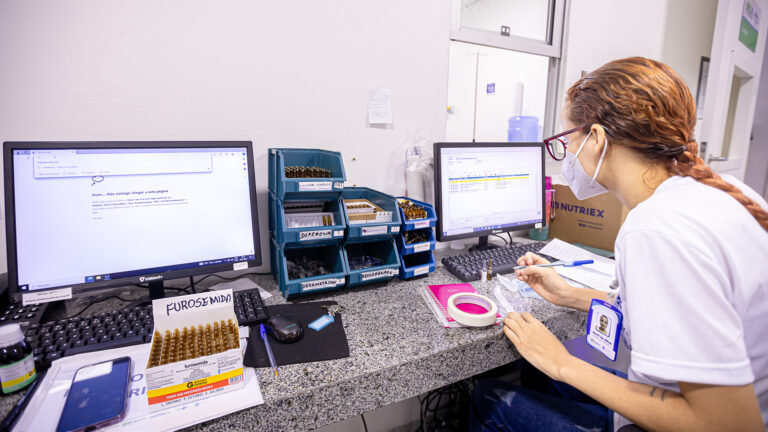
[244, 300, 350, 368]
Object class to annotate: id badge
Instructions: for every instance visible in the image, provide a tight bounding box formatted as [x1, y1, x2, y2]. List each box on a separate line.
[586, 299, 623, 361]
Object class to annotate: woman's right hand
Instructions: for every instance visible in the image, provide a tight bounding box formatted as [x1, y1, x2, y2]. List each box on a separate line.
[514, 252, 573, 307]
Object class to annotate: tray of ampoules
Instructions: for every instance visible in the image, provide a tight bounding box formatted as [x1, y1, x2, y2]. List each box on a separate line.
[145, 290, 245, 412]
[148, 320, 240, 367]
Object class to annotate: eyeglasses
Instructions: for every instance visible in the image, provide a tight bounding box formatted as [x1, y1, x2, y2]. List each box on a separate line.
[543, 124, 590, 161]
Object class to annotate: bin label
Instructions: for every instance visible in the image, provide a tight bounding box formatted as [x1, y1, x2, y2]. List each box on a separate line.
[333, 182, 344, 189]
[299, 229, 333, 241]
[413, 242, 431, 253]
[361, 268, 398, 281]
[413, 220, 430, 229]
[362, 225, 388, 236]
[390, 226, 400, 233]
[413, 266, 430, 276]
[302, 278, 345, 291]
[298, 181, 332, 192]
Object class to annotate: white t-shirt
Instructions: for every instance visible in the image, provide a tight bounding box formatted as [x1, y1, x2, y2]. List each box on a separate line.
[612, 175, 768, 430]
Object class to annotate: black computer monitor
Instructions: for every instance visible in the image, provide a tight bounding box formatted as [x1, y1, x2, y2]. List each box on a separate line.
[3, 141, 261, 304]
[434, 142, 545, 250]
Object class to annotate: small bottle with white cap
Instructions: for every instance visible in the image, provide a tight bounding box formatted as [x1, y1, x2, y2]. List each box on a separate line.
[0, 323, 37, 394]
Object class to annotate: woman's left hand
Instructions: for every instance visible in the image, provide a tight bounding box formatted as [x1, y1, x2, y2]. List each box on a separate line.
[503, 312, 575, 381]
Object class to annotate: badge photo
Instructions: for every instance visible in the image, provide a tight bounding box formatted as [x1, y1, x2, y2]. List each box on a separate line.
[586, 299, 623, 361]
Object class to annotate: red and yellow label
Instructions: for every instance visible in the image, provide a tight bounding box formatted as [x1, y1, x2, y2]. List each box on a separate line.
[147, 368, 243, 405]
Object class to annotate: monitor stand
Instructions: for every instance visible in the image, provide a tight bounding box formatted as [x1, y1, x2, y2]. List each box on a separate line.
[126, 280, 168, 309]
[148, 280, 165, 300]
[467, 235, 502, 252]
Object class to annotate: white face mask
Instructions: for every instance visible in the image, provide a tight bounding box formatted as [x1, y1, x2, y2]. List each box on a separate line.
[562, 130, 609, 200]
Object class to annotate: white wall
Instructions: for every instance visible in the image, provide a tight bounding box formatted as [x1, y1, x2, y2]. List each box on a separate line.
[745, 41, 768, 198]
[559, 0, 669, 110]
[661, 0, 717, 97]
[0, 0, 452, 274]
[0, 0, 733, 272]
[547, 0, 669, 175]
[551, 0, 718, 176]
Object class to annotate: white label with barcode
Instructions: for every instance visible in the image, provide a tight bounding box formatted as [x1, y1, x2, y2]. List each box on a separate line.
[22, 287, 72, 306]
[298, 181, 332, 192]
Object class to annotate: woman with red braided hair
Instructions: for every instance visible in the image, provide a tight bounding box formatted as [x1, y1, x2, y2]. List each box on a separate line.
[471, 57, 768, 431]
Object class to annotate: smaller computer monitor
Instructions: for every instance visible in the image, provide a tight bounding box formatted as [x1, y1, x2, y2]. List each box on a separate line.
[4, 141, 262, 303]
[434, 142, 545, 250]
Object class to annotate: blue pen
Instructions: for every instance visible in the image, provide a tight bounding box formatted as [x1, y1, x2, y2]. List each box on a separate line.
[259, 324, 278, 378]
[513, 259, 594, 271]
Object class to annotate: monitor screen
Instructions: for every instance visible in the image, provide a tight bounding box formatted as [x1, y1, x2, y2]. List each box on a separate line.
[4, 141, 261, 301]
[434, 142, 545, 242]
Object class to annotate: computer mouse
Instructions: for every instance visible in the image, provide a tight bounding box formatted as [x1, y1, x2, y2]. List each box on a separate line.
[266, 314, 304, 343]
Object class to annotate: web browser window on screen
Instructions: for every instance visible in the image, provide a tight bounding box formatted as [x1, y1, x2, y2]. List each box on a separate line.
[440, 146, 542, 237]
[13, 148, 256, 291]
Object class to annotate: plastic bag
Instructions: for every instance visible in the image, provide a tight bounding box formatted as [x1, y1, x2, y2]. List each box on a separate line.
[493, 275, 533, 316]
[402, 129, 433, 203]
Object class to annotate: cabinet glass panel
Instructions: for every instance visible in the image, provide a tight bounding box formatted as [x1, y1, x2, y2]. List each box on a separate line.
[460, 0, 553, 42]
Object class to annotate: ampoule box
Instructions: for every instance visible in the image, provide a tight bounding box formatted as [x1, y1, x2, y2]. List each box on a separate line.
[146, 289, 244, 412]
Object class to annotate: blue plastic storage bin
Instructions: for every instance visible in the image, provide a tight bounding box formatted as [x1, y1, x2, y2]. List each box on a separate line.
[342, 187, 401, 243]
[396, 228, 436, 255]
[269, 148, 346, 200]
[396, 197, 437, 231]
[399, 250, 436, 279]
[269, 191, 346, 246]
[269, 233, 278, 277]
[271, 237, 349, 298]
[268, 192, 277, 233]
[344, 239, 401, 288]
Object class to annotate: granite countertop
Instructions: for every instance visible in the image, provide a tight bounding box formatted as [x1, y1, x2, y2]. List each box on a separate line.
[0, 249, 588, 431]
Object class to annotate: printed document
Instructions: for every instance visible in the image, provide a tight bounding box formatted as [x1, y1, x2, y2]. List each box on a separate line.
[539, 238, 615, 292]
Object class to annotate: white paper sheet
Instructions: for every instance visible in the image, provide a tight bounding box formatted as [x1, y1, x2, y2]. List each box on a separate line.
[367, 88, 393, 124]
[14, 342, 263, 432]
[539, 238, 616, 292]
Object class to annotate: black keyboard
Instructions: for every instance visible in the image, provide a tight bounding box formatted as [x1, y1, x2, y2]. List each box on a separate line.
[20, 288, 268, 371]
[0, 302, 48, 326]
[442, 242, 554, 282]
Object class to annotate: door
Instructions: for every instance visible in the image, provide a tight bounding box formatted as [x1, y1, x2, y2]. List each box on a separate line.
[700, 0, 767, 178]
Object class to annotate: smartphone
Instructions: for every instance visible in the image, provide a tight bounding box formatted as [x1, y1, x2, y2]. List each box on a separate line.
[56, 357, 132, 432]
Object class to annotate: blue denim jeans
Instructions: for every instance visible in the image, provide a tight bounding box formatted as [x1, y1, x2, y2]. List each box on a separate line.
[469, 361, 625, 432]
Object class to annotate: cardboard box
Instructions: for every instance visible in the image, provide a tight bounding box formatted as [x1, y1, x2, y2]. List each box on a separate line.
[146, 289, 244, 412]
[548, 184, 629, 251]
